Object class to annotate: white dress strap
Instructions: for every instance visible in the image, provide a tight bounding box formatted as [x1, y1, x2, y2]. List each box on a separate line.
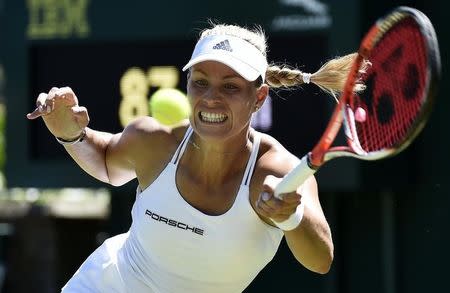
[170, 126, 193, 164]
[241, 133, 261, 186]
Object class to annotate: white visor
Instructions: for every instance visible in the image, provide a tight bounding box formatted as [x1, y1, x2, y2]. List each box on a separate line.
[182, 35, 268, 81]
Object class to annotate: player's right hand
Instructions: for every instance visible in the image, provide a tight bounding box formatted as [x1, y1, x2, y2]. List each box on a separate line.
[26, 87, 90, 140]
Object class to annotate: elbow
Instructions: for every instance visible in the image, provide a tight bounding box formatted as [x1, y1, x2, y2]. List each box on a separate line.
[313, 248, 334, 274]
[307, 251, 333, 275]
[315, 258, 333, 274]
[296, 245, 334, 275]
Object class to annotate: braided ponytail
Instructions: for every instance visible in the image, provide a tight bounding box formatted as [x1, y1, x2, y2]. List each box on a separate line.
[266, 53, 371, 100]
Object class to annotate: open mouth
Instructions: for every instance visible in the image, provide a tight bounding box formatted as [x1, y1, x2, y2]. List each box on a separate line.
[199, 111, 228, 123]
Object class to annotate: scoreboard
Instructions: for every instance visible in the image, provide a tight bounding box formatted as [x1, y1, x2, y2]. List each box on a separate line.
[3, 0, 360, 189]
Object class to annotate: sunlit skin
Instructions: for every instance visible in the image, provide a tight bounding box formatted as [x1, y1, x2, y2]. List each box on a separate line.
[26, 62, 333, 275]
[172, 61, 269, 212]
[187, 61, 268, 153]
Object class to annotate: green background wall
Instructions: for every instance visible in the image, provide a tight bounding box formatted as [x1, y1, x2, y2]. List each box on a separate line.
[1, 0, 449, 292]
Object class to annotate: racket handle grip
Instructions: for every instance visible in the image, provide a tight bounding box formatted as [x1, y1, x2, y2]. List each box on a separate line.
[274, 155, 316, 199]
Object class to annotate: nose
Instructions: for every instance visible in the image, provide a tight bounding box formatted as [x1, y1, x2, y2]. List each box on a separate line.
[202, 87, 222, 105]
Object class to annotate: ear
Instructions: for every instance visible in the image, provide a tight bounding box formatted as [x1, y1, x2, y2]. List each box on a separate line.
[254, 84, 269, 112]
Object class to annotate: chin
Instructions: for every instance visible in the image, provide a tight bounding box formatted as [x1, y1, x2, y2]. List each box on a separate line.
[191, 117, 233, 140]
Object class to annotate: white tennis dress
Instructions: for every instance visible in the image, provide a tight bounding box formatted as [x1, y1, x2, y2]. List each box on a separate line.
[62, 126, 284, 293]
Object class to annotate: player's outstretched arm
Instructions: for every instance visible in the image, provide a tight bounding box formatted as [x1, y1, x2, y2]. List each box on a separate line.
[26, 86, 138, 186]
[254, 147, 333, 274]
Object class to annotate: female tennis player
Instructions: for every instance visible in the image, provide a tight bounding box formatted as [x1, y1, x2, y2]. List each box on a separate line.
[27, 23, 361, 292]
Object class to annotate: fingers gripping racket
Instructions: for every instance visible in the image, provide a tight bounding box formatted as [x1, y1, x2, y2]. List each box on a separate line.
[275, 6, 441, 198]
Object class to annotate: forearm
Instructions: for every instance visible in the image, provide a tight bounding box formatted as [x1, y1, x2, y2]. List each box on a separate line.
[62, 127, 114, 183]
[284, 206, 334, 274]
[28, 87, 135, 185]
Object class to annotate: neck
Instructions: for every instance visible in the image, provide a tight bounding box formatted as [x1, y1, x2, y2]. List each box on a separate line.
[183, 129, 253, 186]
[189, 135, 251, 155]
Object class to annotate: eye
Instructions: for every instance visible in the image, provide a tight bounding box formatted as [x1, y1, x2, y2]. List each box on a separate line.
[224, 83, 239, 90]
[194, 79, 208, 87]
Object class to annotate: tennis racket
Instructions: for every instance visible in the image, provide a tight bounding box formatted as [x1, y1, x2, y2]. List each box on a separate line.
[275, 6, 441, 198]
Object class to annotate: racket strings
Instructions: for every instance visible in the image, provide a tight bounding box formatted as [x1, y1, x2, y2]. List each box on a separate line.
[353, 18, 428, 153]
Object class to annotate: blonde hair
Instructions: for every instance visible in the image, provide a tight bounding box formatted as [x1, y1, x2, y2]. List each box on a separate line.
[199, 23, 369, 99]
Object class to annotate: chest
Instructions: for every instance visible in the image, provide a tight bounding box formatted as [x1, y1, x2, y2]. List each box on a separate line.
[175, 166, 245, 216]
[131, 173, 282, 282]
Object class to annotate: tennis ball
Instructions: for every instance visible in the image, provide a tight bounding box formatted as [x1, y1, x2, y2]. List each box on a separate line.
[149, 88, 191, 126]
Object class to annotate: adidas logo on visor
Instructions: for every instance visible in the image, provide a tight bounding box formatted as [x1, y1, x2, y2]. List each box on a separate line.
[212, 40, 233, 52]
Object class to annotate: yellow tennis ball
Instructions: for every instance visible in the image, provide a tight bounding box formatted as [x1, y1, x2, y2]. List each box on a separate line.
[149, 88, 191, 126]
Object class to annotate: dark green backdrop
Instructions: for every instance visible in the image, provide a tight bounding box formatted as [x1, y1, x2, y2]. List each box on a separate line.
[1, 0, 449, 292]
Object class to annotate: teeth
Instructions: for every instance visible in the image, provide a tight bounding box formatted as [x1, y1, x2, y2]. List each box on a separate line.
[200, 112, 228, 123]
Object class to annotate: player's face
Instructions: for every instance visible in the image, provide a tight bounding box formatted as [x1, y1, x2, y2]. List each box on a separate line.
[187, 61, 267, 142]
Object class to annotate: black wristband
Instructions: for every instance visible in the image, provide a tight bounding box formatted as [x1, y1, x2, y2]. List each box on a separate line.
[55, 128, 87, 146]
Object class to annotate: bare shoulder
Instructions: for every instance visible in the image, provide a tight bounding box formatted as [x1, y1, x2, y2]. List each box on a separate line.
[122, 117, 188, 148]
[113, 117, 191, 189]
[117, 117, 190, 165]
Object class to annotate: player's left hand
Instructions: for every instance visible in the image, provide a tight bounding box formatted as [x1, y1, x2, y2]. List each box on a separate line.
[255, 175, 302, 223]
